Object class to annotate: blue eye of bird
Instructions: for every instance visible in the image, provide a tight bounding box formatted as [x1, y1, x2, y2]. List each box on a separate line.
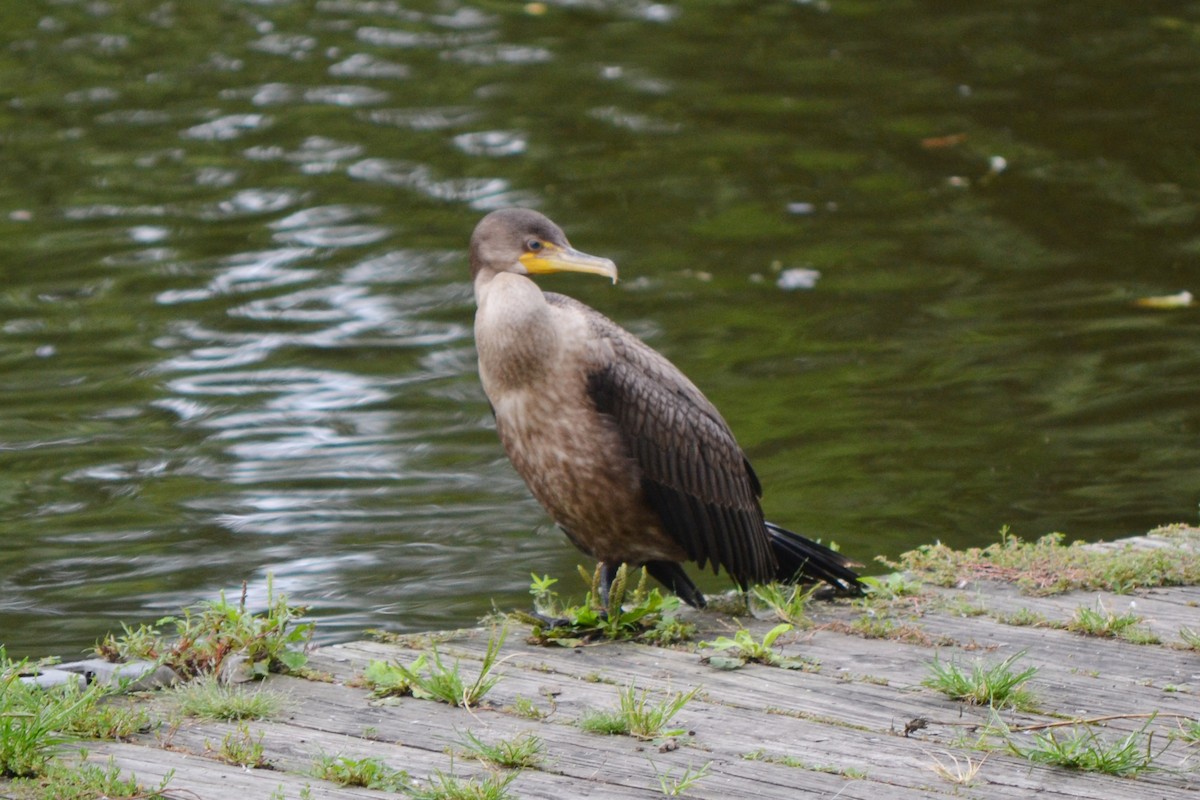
[527, 240, 543, 251]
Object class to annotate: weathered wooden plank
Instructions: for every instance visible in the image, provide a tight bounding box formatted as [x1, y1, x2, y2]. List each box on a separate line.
[10, 533, 1197, 800]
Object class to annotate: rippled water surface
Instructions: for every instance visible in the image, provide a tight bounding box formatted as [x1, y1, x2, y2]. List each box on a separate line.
[3, 1, 1198, 658]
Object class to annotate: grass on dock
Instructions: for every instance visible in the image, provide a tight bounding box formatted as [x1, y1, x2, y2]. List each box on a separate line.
[2, 526, 1199, 799]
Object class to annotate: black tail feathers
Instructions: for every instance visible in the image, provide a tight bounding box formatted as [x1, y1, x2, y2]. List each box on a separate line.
[766, 521, 864, 595]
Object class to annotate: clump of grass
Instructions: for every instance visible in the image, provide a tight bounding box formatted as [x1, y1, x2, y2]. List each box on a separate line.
[514, 567, 693, 646]
[63, 696, 151, 741]
[750, 583, 816, 626]
[95, 575, 313, 679]
[504, 696, 546, 720]
[887, 527, 1200, 596]
[655, 761, 711, 796]
[993, 607, 1047, 627]
[456, 730, 542, 769]
[1008, 720, 1162, 776]
[361, 656, 427, 699]
[172, 675, 286, 720]
[700, 624, 817, 671]
[924, 650, 1038, 711]
[373, 627, 507, 709]
[1179, 626, 1200, 650]
[409, 769, 519, 800]
[860, 573, 923, 601]
[1174, 718, 1200, 745]
[0, 654, 113, 778]
[209, 723, 269, 769]
[1064, 601, 1160, 643]
[579, 684, 700, 740]
[927, 751, 987, 786]
[742, 749, 866, 778]
[313, 754, 409, 791]
[13, 751, 175, 800]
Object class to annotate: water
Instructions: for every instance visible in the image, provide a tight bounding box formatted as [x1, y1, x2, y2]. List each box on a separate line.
[2, 0, 1197, 659]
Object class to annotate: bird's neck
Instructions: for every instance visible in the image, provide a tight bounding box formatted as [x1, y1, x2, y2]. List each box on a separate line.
[474, 271, 559, 391]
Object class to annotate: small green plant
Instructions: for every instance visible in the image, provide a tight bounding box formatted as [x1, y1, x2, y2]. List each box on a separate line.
[515, 566, 692, 645]
[577, 708, 630, 736]
[700, 624, 816, 671]
[993, 607, 1047, 627]
[924, 650, 1038, 711]
[313, 754, 409, 791]
[172, 675, 285, 720]
[1179, 625, 1200, 650]
[505, 696, 546, 720]
[361, 655, 428, 699]
[579, 684, 699, 741]
[63, 696, 151, 741]
[1008, 720, 1161, 776]
[887, 527, 1200, 596]
[409, 769, 519, 800]
[1175, 718, 1200, 745]
[750, 583, 816, 626]
[654, 760, 711, 796]
[860, 573, 923, 600]
[13, 752, 175, 800]
[741, 750, 866, 778]
[211, 723, 269, 768]
[95, 575, 313, 678]
[1065, 601, 1158, 643]
[456, 730, 542, 769]
[0, 656, 107, 778]
[377, 628, 507, 708]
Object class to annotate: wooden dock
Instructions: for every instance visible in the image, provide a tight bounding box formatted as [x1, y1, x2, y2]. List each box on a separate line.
[8, 530, 1200, 798]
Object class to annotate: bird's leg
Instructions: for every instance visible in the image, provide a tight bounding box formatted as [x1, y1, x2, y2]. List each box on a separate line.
[645, 561, 707, 609]
[597, 561, 620, 608]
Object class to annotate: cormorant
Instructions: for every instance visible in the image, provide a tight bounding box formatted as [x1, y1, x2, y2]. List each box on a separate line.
[470, 208, 862, 606]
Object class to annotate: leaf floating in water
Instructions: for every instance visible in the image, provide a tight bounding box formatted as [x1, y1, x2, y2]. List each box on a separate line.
[777, 268, 821, 291]
[921, 133, 967, 149]
[1135, 290, 1193, 309]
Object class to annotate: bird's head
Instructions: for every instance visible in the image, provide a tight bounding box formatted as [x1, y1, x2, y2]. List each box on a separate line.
[469, 208, 618, 285]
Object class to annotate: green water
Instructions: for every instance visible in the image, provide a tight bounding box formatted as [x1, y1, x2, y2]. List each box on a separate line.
[2, 0, 1197, 658]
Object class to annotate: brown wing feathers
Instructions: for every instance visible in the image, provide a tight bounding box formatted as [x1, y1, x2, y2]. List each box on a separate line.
[577, 303, 775, 585]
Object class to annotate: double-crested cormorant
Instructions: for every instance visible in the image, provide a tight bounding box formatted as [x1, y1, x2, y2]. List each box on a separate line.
[470, 208, 862, 607]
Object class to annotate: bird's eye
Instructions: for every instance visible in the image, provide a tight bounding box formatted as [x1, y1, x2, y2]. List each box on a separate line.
[526, 239, 543, 252]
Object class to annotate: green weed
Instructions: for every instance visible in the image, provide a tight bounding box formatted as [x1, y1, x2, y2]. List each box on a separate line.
[1065, 601, 1159, 643]
[750, 583, 816, 626]
[700, 624, 817, 671]
[924, 650, 1038, 711]
[377, 628, 506, 708]
[515, 566, 692, 646]
[860, 573, 923, 600]
[12, 751, 174, 800]
[1174, 718, 1200, 745]
[409, 769, 519, 800]
[654, 760, 711, 796]
[1179, 626, 1200, 650]
[742, 749, 866, 779]
[95, 575, 312, 679]
[210, 723, 269, 769]
[361, 655, 427, 699]
[172, 675, 286, 720]
[888, 527, 1200, 596]
[504, 696, 546, 720]
[0, 657, 106, 778]
[456, 730, 542, 769]
[579, 684, 700, 740]
[993, 607, 1047, 627]
[312, 754, 409, 791]
[1008, 720, 1161, 776]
